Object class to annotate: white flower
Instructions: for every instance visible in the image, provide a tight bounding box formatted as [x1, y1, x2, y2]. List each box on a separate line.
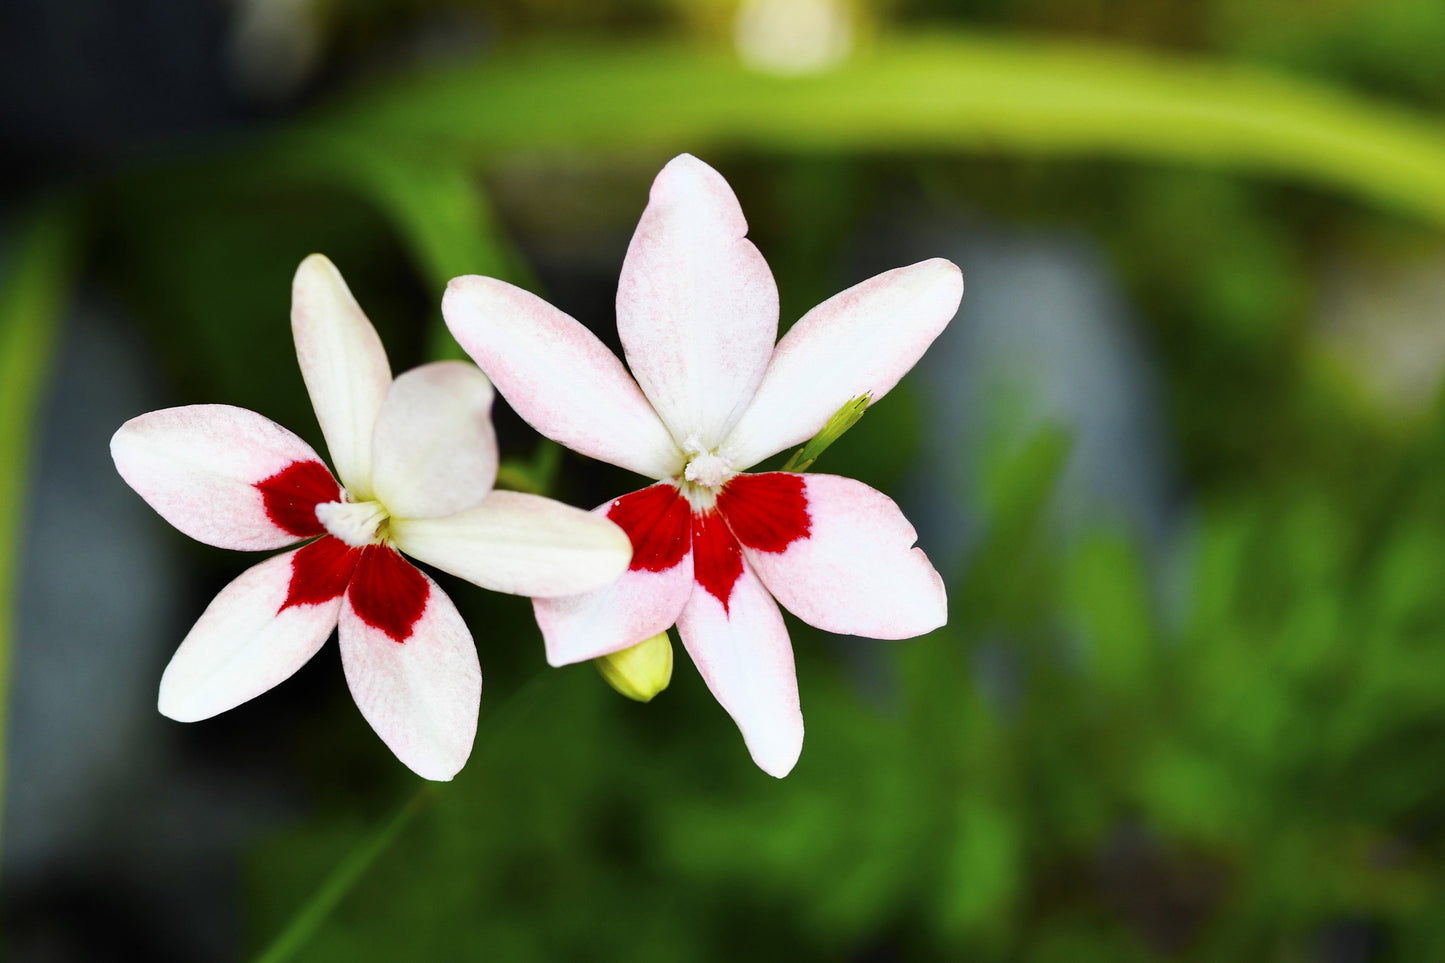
[442, 155, 962, 777]
[111, 254, 632, 780]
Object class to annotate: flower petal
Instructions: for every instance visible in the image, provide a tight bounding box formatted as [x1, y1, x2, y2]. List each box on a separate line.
[369, 361, 499, 520]
[112, 404, 338, 550]
[291, 254, 393, 498]
[443, 276, 683, 480]
[157, 547, 345, 722]
[338, 549, 481, 781]
[616, 154, 778, 449]
[676, 558, 802, 778]
[738, 474, 947, 638]
[390, 490, 632, 598]
[532, 483, 694, 666]
[724, 259, 963, 469]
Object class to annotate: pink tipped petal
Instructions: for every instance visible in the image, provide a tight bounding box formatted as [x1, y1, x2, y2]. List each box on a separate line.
[112, 404, 335, 550]
[676, 560, 803, 778]
[370, 361, 499, 520]
[390, 490, 632, 598]
[443, 276, 683, 480]
[291, 254, 393, 498]
[533, 484, 696, 666]
[157, 548, 342, 722]
[339, 556, 481, 781]
[534, 560, 695, 667]
[741, 474, 947, 639]
[616, 154, 779, 448]
[724, 259, 963, 468]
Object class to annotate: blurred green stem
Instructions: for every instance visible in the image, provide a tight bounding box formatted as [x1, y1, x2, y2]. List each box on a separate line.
[252, 784, 438, 963]
[0, 198, 81, 865]
[250, 671, 565, 961]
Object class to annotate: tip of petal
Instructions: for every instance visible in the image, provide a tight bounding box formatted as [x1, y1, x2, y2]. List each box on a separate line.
[748, 729, 804, 778]
[917, 256, 965, 301]
[294, 252, 340, 288]
[157, 682, 212, 724]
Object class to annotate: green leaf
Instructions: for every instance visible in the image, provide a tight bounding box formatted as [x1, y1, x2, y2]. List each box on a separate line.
[268, 132, 532, 361]
[312, 36, 1445, 229]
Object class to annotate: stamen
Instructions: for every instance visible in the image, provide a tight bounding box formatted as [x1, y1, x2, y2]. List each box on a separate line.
[316, 500, 390, 547]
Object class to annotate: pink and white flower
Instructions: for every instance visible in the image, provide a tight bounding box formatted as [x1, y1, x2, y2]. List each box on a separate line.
[442, 154, 962, 777]
[111, 254, 633, 780]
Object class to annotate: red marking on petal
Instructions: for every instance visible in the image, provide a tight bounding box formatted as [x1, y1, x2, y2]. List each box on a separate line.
[717, 472, 811, 554]
[606, 483, 692, 572]
[348, 545, 430, 643]
[692, 510, 744, 611]
[281, 536, 359, 611]
[257, 460, 342, 538]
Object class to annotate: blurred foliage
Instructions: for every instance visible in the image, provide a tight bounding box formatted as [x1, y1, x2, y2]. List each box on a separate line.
[12, 0, 1445, 959]
[0, 197, 81, 856]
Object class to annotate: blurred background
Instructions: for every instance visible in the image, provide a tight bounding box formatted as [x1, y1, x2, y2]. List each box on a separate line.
[5, 0, 1445, 960]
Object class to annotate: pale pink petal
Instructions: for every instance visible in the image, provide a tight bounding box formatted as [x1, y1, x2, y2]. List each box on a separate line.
[157, 548, 342, 722]
[291, 254, 393, 498]
[338, 552, 481, 781]
[676, 559, 803, 778]
[739, 474, 947, 639]
[390, 490, 632, 598]
[112, 404, 336, 550]
[370, 361, 498, 520]
[534, 560, 695, 667]
[443, 276, 683, 480]
[533, 483, 695, 666]
[616, 154, 779, 449]
[723, 259, 963, 469]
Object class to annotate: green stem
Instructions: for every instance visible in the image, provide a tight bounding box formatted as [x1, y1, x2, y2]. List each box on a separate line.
[250, 671, 563, 962]
[252, 785, 438, 963]
[0, 197, 82, 866]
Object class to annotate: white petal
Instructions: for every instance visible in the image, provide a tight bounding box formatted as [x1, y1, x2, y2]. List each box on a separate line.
[291, 254, 393, 498]
[112, 404, 336, 550]
[616, 154, 778, 449]
[676, 559, 803, 778]
[370, 361, 498, 520]
[724, 259, 962, 469]
[158, 548, 341, 722]
[339, 561, 481, 781]
[390, 490, 632, 598]
[742, 474, 946, 638]
[443, 276, 683, 480]
[533, 559, 695, 667]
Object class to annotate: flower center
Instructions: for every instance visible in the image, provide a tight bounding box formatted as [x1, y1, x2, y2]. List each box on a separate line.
[681, 435, 734, 491]
[315, 499, 391, 548]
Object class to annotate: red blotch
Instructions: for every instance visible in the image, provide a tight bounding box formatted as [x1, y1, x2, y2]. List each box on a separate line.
[348, 545, 430, 643]
[256, 460, 342, 538]
[717, 472, 811, 554]
[692, 510, 744, 611]
[607, 483, 692, 572]
[281, 536, 359, 611]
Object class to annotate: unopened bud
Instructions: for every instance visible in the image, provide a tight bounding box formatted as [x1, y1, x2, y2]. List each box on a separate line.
[595, 632, 673, 702]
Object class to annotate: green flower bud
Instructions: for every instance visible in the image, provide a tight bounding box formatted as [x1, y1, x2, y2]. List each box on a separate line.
[595, 631, 674, 702]
[781, 393, 870, 472]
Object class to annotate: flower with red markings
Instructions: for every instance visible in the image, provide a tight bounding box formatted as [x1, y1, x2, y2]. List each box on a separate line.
[111, 254, 633, 781]
[442, 154, 963, 777]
